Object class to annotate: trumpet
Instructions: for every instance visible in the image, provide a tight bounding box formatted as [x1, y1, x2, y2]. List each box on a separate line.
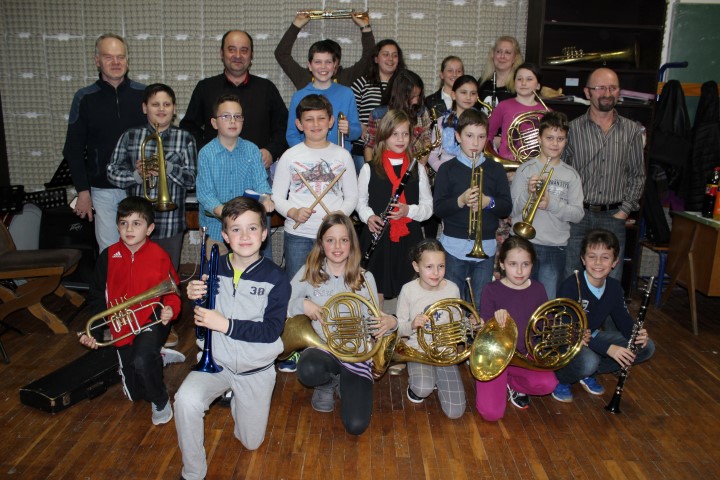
[466, 152, 488, 259]
[512, 156, 555, 240]
[140, 123, 177, 212]
[297, 9, 369, 21]
[546, 42, 640, 68]
[193, 244, 223, 373]
[84, 274, 180, 347]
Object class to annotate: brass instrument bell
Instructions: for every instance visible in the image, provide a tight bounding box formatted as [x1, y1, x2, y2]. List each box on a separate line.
[140, 123, 177, 212]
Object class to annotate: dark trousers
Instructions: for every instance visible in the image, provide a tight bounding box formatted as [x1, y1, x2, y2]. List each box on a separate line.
[297, 349, 373, 435]
[116, 320, 171, 408]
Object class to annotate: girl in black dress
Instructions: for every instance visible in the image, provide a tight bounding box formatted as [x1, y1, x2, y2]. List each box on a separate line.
[356, 109, 433, 304]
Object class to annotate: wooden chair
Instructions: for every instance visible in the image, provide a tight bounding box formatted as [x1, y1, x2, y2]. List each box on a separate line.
[0, 221, 84, 362]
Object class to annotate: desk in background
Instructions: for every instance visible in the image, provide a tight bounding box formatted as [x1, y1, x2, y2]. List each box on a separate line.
[662, 211, 720, 335]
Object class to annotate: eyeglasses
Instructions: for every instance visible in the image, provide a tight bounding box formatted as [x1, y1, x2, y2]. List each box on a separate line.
[216, 114, 244, 122]
[586, 85, 619, 94]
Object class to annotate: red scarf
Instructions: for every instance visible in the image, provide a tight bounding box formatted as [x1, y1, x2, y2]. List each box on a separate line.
[382, 150, 412, 242]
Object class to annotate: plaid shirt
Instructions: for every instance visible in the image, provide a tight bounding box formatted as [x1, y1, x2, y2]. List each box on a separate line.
[196, 136, 272, 242]
[107, 124, 197, 238]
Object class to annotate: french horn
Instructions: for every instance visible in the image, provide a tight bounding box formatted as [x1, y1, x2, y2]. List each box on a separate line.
[280, 290, 398, 380]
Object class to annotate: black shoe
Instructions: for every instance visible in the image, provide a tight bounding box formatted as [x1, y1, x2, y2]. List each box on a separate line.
[507, 385, 530, 409]
[217, 389, 233, 407]
[406, 386, 424, 404]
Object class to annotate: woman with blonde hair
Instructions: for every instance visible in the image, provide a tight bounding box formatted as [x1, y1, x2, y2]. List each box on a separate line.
[477, 36, 523, 108]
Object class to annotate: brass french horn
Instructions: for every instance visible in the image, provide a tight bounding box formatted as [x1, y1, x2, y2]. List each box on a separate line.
[391, 298, 517, 382]
[483, 92, 549, 170]
[508, 297, 587, 371]
[279, 276, 398, 379]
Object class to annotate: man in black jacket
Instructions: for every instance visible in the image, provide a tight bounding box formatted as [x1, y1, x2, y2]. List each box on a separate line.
[180, 30, 288, 169]
[63, 33, 145, 252]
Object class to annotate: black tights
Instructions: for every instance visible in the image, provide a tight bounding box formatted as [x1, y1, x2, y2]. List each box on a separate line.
[297, 349, 373, 435]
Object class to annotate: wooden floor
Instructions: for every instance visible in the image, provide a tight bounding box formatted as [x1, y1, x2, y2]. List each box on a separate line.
[1, 274, 720, 480]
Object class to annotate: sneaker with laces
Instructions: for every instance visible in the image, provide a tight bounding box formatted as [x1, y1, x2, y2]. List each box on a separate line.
[161, 347, 186, 366]
[406, 386, 424, 404]
[311, 375, 338, 412]
[278, 351, 300, 373]
[552, 383, 573, 403]
[164, 328, 179, 347]
[152, 399, 173, 425]
[507, 385, 530, 409]
[580, 376, 605, 395]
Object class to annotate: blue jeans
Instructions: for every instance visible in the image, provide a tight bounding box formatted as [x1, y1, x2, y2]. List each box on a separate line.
[564, 209, 627, 282]
[90, 187, 126, 252]
[444, 252, 494, 306]
[531, 244, 566, 299]
[554, 330, 655, 384]
[283, 232, 315, 281]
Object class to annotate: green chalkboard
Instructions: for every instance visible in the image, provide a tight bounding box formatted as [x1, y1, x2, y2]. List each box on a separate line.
[666, 3, 720, 119]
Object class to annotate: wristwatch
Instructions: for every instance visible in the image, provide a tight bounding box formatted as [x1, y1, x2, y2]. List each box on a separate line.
[484, 196, 495, 210]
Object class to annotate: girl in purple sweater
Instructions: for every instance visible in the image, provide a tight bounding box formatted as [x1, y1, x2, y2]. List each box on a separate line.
[476, 236, 557, 421]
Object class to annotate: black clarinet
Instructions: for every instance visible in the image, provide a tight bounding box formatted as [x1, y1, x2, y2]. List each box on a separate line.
[605, 276, 654, 414]
[361, 157, 418, 269]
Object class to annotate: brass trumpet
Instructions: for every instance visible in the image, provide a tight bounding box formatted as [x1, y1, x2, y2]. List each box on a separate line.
[297, 9, 369, 21]
[512, 157, 554, 240]
[546, 42, 640, 68]
[466, 152, 488, 259]
[140, 123, 177, 212]
[84, 274, 180, 347]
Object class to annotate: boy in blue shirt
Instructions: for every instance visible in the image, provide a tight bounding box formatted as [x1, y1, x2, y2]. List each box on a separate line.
[197, 94, 275, 257]
[552, 228, 654, 403]
[286, 40, 362, 151]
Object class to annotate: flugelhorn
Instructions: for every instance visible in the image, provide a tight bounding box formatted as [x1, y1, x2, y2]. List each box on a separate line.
[297, 9, 369, 21]
[193, 244, 223, 373]
[84, 273, 180, 347]
[140, 123, 177, 212]
[466, 152, 488, 259]
[279, 273, 398, 379]
[606, 277, 654, 414]
[513, 156, 555, 240]
[546, 41, 640, 68]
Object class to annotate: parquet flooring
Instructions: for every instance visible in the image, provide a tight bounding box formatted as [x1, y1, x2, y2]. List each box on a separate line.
[1, 273, 719, 480]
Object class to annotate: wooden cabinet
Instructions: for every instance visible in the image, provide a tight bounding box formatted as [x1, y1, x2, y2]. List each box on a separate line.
[526, 0, 666, 129]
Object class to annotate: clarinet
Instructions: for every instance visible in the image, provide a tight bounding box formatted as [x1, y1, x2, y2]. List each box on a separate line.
[605, 276, 654, 414]
[361, 157, 418, 268]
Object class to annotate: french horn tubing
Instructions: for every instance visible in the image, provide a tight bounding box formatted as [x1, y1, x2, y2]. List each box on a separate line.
[279, 275, 398, 379]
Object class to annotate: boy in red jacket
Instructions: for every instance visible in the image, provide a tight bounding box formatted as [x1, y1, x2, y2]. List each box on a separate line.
[79, 196, 182, 425]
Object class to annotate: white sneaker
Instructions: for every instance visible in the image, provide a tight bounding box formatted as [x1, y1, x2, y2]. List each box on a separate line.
[151, 400, 173, 425]
[161, 347, 186, 366]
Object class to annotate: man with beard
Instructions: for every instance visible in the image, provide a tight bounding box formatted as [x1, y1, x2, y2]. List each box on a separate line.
[562, 68, 645, 282]
[180, 30, 288, 169]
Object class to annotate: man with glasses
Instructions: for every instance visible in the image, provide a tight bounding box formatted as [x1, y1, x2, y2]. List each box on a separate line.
[180, 30, 288, 168]
[562, 68, 645, 282]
